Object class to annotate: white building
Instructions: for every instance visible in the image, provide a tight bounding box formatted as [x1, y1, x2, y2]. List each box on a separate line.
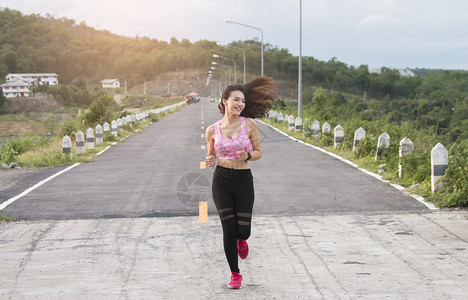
[1, 78, 32, 98]
[6, 73, 59, 85]
[101, 79, 120, 88]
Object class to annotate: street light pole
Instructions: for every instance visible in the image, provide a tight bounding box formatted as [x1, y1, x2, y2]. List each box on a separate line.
[224, 19, 263, 76]
[217, 42, 246, 84]
[207, 73, 221, 98]
[211, 66, 228, 90]
[213, 54, 237, 84]
[212, 62, 232, 85]
[298, 0, 303, 119]
[209, 70, 220, 96]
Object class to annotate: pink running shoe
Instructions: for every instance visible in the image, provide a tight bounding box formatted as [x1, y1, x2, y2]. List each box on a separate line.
[237, 240, 249, 259]
[228, 272, 242, 289]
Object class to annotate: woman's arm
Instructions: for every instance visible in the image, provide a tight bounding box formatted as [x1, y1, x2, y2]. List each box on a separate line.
[246, 118, 262, 161]
[205, 125, 216, 167]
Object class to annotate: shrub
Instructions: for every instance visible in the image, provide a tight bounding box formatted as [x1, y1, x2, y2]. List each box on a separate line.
[104, 132, 117, 142]
[400, 150, 431, 185]
[148, 113, 160, 122]
[380, 142, 400, 172]
[123, 123, 133, 131]
[355, 137, 376, 158]
[79, 94, 120, 127]
[59, 119, 81, 137]
[44, 84, 93, 107]
[44, 114, 58, 134]
[0, 136, 36, 164]
[18, 138, 63, 167]
[318, 131, 334, 147]
[0, 142, 18, 164]
[429, 140, 468, 207]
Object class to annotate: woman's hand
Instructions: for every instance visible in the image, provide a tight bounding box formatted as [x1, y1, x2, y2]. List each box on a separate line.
[205, 155, 216, 167]
[236, 150, 249, 161]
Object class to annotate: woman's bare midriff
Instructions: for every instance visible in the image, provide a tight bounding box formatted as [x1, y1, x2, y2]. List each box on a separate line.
[218, 159, 250, 170]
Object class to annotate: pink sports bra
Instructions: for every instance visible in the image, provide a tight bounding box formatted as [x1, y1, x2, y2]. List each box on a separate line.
[214, 117, 253, 160]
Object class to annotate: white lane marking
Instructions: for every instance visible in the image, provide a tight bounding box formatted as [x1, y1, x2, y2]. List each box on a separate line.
[257, 120, 437, 210]
[97, 146, 111, 155]
[0, 163, 81, 211]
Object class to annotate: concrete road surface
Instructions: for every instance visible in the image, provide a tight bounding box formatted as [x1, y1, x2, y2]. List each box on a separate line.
[0, 98, 467, 299]
[1, 212, 467, 299]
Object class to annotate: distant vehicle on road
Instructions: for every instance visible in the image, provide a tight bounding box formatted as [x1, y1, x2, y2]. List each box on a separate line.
[185, 92, 200, 105]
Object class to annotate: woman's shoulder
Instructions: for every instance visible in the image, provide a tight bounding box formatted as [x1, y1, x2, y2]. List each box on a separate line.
[244, 118, 258, 134]
[206, 123, 216, 135]
[244, 117, 258, 127]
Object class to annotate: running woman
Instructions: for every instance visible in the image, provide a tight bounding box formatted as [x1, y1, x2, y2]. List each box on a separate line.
[205, 76, 276, 289]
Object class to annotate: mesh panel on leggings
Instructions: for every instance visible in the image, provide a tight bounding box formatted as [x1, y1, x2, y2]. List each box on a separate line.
[236, 212, 251, 225]
[219, 208, 235, 222]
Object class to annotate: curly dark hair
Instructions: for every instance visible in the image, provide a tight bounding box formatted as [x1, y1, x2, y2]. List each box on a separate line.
[220, 76, 276, 119]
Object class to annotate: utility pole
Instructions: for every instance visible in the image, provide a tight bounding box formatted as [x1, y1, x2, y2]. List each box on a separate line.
[298, 0, 303, 119]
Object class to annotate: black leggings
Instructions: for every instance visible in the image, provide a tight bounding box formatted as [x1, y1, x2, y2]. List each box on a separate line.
[212, 165, 255, 273]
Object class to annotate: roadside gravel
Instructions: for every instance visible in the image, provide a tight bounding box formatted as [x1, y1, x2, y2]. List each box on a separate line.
[0, 169, 42, 191]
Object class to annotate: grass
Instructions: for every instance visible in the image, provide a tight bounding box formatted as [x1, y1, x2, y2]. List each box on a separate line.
[0, 114, 45, 136]
[0, 213, 16, 222]
[0, 106, 82, 137]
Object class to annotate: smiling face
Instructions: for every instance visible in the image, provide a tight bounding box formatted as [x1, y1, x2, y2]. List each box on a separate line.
[223, 90, 245, 116]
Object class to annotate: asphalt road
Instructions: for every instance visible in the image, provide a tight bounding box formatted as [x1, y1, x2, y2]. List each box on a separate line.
[1, 98, 428, 220]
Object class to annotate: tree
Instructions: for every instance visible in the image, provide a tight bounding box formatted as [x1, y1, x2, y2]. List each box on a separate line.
[80, 94, 118, 126]
[0, 89, 6, 112]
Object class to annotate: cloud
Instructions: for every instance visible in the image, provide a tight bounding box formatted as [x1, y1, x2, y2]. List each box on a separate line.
[358, 14, 392, 27]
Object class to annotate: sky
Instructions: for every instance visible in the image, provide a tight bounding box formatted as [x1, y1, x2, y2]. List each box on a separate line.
[1, 0, 468, 70]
